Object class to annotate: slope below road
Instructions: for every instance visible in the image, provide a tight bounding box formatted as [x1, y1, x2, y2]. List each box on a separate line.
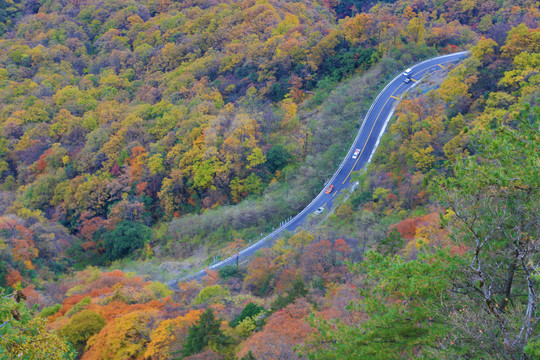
[169, 51, 469, 286]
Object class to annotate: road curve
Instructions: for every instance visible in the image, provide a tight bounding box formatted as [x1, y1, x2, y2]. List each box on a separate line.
[168, 51, 469, 286]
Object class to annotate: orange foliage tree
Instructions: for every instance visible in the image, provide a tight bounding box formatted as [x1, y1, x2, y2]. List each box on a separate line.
[177, 280, 202, 306]
[128, 146, 148, 183]
[5, 266, 23, 287]
[202, 268, 219, 286]
[0, 215, 39, 270]
[238, 299, 311, 359]
[243, 249, 276, 295]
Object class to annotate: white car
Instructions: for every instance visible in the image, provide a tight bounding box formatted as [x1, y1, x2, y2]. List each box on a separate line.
[314, 207, 324, 215]
[402, 68, 412, 77]
[352, 148, 360, 159]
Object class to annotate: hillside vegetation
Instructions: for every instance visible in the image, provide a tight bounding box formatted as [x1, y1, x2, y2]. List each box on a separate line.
[0, 0, 539, 359]
[1, 0, 510, 275]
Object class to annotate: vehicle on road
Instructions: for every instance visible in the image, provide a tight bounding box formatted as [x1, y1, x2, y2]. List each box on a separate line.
[324, 185, 334, 194]
[352, 149, 360, 159]
[403, 68, 413, 83]
[314, 207, 324, 215]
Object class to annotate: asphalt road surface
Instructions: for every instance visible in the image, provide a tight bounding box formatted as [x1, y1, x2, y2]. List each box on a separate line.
[168, 51, 469, 285]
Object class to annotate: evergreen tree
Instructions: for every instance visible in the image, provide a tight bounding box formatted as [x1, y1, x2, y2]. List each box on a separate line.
[102, 221, 151, 261]
[181, 308, 231, 358]
[376, 228, 404, 256]
[230, 303, 265, 328]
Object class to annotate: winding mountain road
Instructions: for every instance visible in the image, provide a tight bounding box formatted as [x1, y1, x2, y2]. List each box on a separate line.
[169, 51, 469, 285]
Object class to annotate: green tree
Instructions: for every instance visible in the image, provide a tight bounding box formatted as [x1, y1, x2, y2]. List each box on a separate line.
[376, 228, 404, 256]
[304, 250, 461, 359]
[59, 310, 106, 353]
[39, 304, 61, 318]
[218, 265, 244, 280]
[102, 221, 151, 261]
[271, 279, 308, 312]
[181, 308, 231, 358]
[266, 145, 291, 173]
[64, 296, 90, 317]
[230, 303, 265, 328]
[241, 351, 257, 360]
[192, 285, 230, 305]
[436, 105, 539, 358]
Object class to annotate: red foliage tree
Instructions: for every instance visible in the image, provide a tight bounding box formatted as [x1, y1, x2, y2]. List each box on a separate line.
[5, 266, 23, 287]
[300, 240, 332, 281]
[391, 216, 428, 240]
[0, 215, 38, 269]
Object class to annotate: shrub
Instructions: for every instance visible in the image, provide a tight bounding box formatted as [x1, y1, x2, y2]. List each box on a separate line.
[146, 281, 174, 299]
[192, 285, 230, 305]
[218, 265, 245, 280]
[40, 304, 61, 318]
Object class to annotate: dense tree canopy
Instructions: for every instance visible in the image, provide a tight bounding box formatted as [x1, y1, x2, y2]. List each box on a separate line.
[0, 0, 538, 359]
[2, 0, 530, 279]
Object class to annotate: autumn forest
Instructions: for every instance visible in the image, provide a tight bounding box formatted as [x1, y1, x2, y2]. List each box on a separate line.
[0, 0, 538, 359]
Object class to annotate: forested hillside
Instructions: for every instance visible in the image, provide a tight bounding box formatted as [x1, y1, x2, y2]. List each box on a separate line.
[0, 0, 539, 359]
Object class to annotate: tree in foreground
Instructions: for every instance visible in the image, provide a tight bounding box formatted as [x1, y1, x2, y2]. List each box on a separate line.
[0, 288, 75, 360]
[436, 105, 539, 358]
[302, 250, 460, 359]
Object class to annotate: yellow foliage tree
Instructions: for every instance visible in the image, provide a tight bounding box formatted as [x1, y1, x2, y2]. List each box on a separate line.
[144, 310, 203, 360]
[471, 37, 497, 63]
[407, 14, 426, 44]
[341, 13, 375, 46]
[82, 309, 160, 360]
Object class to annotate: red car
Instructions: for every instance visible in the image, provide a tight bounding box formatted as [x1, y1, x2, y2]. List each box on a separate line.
[325, 185, 334, 194]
